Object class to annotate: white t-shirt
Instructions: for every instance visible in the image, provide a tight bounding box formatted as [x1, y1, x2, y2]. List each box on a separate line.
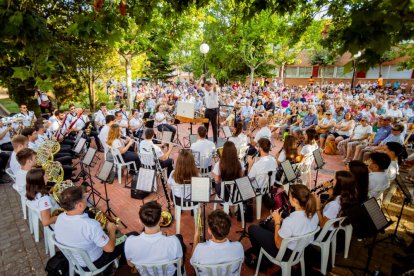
[125, 232, 182, 276]
[278, 210, 319, 250]
[248, 155, 277, 189]
[352, 125, 372, 140]
[368, 171, 390, 199]
[10, 151, 20, 176]
[154, 112, 167, 127]
[228, 134, 248, 151]
[54, 213, 109, 267]
[190, 139, 216, 168]
[190, 240, 244, 274]
[300, 143, 318, 156]
[254, 127, 272, 143]
[129, 117, 143, 131]
[0, 126, 12, 145]
[98, 125, 110, 154]
[94, 110, 106, 127]
[323, 196, 341, 230]
[203, 87, 219, 109]
[336, 120, 354, 136]
[13, 169, 27, 196]
[26, 192, 56, 213]
[387, 160, 399, 182]
[168, 170, 192, 199]
[140, 140, 163, 158]
[386, 109, 403, 118]
[109, 138, 123, 151]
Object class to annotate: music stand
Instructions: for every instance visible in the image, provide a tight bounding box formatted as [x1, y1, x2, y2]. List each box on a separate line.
[96, 161, 127, 228]
[191, 177, 212, 242]
[279, 160, 300, 189]
[79, 147, 102, 207]
[222, 126, 232, 139]
[72, 137, 87, 167]
[312, 149, 325, 189]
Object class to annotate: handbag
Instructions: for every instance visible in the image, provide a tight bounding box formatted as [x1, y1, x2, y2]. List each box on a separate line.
[315, 125, 328, 134]
[324, 140, 337, 155]
[40, 100, 50, 108]
[45, 251, 69, 276]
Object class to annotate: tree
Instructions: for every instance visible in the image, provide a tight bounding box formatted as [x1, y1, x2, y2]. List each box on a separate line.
[310, 50, 337, 84]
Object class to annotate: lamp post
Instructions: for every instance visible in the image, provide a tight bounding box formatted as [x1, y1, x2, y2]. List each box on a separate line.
[351, 51, 362, 90]
[200, 43, 209, 79]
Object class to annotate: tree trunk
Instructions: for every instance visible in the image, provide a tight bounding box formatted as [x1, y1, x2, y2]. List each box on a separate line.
[321, 66, 325, 86]
[379, 63, 382, 77]
[280, 63, 285, 84]
[87, 67, 96, 112]
[125, 55, 133, 109]
[249, 66, 255, 91]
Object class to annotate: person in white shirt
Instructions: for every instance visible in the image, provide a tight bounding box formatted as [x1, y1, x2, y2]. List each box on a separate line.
[98, 115, 115, 156]
[315, 171, 359, 230]
[139, 128, 174, 177]
[106, 124, 140, 170]
[241, 100, 254, 131]
[190, 126, 215, 170]
[402, 103, 413, 119]
[9, 135, 28, 175]
[382, 142, 404, 204]
[228, 122, 249, 154]
[338, 116, 372, 163]
[125, 201, 184, 276]
[367, 152, 392, 200]
[13, 148, 36, 196]
[55, 185, 126, 272]
[247, 138, 276, 189]
[250, 117, 271, 149]
[113, 110, 129, 137]
[246, 185, 319, 271]
[386, 102, 403, 119]
[69, 108, 103, 151]
[119, 104, 129, 121]
[0, 118, 14, 151]
[94, 103, 108, 131]
[191, 210, 244, 274]
[128, 109, 143, 139]
[35, 90, 51, 113]
[26, 168, 58, 227]
[317, 111, 336, 149]
[109, 102, 120, 115]
[19, 104, 36, 127]
[153, 104, 176, 142]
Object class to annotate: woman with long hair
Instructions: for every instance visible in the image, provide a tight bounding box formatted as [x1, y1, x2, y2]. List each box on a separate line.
[301, 128, 319, 156]
[275, 135, 303, 165]
[316, 171, 359, 228]
[347, 160, 369, 204]
[107, 124, 140, 170]
[325, 112, 355, 148]
[228, 122, 248, 153]
[26, 168, 58, 226]
[246, 185, 319, 270]
[168, 149, 200, 200]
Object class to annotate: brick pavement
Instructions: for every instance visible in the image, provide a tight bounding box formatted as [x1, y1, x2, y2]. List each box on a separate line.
[0, 182, 48, 276]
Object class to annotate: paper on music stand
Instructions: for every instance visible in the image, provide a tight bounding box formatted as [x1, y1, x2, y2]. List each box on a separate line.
[74, 138, 86, 154]
[177, 101, 195, 119]
[82, 147, 96, 166]
[97, 161, 114, 182]
[191, 177, 211, 202]
[135, 168, 156, 192]
[161, 131, 173, 144]
[223, 126, 232, 138]
[235, 177, 256, 201]
[363, 198, 388, 231]
[281, 160, 297, 182]
[313, 149, 325, 168]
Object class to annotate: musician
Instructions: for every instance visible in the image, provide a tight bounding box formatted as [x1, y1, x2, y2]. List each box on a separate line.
[120, 104, 129, 121]
[241, 100, 254, 131]
[98, 115, 115, 156]
[26, 168, 58, 226]
[19, 104, 36, 127]
[249, 117, 271, 147]
[94, 103, 108, 130]
[35, 123, 73, 156]
[246, 185, 318, 270]
[106, 124, 140, 170]
[347, 160, 369, 204]
[35, 90, 51, 114]
[190, 126, 215, 170]
[67, 104, 78, 124]
[125, 201, 185, 275]
[114, 111, 129, 137]
[0, 117, 14, 151]
[154, 104, 176, 142]
[109, 102, 120, 115]
[128, 109, 143, 139]
[55, 186, 126, 272]
[139, 128, 174, 177]
[247, 138, 276, 189]
[13, 148, 36, 196]
[366, 152, 391, 200]
[190, 210, 244, 273]
[315, 171, 358, 229]
[136, 101, 146, 115]
[228, 122, 248, 153]
[52, 110, 75, 147]
[71, 108, 104, 152]
[10, 135, 28, 175]
[196, 74, 219, 144]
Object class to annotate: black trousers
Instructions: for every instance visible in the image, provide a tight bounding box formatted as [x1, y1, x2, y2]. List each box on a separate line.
[86, 130, 102, 149]
[0, 152, 9, 175]
[122, 151, 141, 171]
[160, 158, 174, 179]
[157, 124, 176, 141]
[204, 108, 218, 143]
[0, 142, 13, 152]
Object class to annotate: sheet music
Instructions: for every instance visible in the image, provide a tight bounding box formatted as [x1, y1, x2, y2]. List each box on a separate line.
[364, 198, 388, 230]
[313, 149, 324, 168]
[136, 168, 155, 192]
[162, 131, 173, 144]
[235, 177, 256, 200]
[191, 177, 210, 202]
[74, 138, 86, 153]
[281, 160, 296, 182]
[223, 126, 232, 138]
[98, 161, 113, 182]
[82, 148, 96, 166]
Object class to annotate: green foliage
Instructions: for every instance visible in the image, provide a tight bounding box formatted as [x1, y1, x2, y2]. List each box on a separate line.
[0, 98, 20, 113]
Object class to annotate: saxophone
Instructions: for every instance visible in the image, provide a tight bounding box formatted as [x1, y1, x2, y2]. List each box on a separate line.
[30, 113, 36, 127]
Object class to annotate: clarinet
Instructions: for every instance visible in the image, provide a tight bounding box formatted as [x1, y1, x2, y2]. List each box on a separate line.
[311, 179, 334, 193]
[260, 201, 292, 229]
[150, 146, 172, 210]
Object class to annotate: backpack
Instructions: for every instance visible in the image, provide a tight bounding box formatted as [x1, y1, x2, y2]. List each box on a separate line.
[324, 140, 337, 155]
[263, 186, 289, 211]
[45, 251, 69, 276]
[130, 170, 151, 200]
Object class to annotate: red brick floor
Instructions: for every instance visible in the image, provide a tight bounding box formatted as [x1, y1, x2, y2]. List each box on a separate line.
[82, 123, 347, 275]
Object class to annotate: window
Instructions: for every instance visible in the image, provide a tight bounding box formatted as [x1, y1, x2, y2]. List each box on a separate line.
[286, 67, 297, 77]
[336, 67, 353, 78]
[319, 66, 334, 78]
[298, 67, 312, 78]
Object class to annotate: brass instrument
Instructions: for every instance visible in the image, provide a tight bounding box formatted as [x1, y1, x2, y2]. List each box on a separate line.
[44, 161, 64, 183]
[41, 139, 61, 156]
[35, 147, 54, 167]
[196, 206, 203, 242]
[160, 211, 173, 227]
[51, 180, 75, 204]
[94, 209, 121, 228]
[30, 113, 36, 127]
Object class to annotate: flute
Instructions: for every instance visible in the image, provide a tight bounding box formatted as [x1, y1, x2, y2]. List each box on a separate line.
[311, 179, 334, 193]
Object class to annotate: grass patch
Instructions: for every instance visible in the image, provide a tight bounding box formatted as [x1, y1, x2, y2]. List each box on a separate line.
[0, 98, 20, 113]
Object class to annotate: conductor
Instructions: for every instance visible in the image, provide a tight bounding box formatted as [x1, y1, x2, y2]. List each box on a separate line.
[196, 74, 218, 144]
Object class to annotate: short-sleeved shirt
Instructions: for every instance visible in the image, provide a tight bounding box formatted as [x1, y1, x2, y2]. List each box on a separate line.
[203, 87, 219, 109]
[368, 172, 390, 199]
[323, 196, 341, 230]
[352, 125, 372, 140]
[26, 192, 56, 213]
[54, 213, 109, 267]
[248, 156, 277, 188]
[98, 125, 110, 154]
[373, 126, 391, 145]
[94, 110, 106, 126]
[190, 240, 244, 274]
[278, 210, 319, 250]
[125, 232, 182, 276]
[303, 113, 318, 127]
[254, 127, 272, 143]
[139, 140, 162, 158]
[10, 151, 20, 176]
[13, 169, 27, 196]
[190, 139, 216, 168]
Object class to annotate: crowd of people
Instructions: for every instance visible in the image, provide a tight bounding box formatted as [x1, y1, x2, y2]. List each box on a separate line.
[1, 74, 414, 275]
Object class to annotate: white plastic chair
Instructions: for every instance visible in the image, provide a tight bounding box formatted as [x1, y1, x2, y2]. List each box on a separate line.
[26, 202, 55, 256]
[332, 223, 353, 259]
[139, 152, 156, 168]
[6, 167, 16, 182]
[133, 258, 183, 276]
[199, 154, 214, 178]
[110, 148, 137, 185]
[213, 181, 245, 229]
[191, 258, 244, 276]
[296, 154, 314, 188]
[311, 217, 344, 275]
[253, 171, 276, 220]
[171, 183, 199, 234]
[12, 185, 27, 220]
[51, 234, 118, 276]
[255, 227, 320, 276]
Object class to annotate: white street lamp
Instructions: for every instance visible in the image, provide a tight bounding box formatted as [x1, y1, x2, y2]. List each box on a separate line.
[200, 43, 209, 76]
